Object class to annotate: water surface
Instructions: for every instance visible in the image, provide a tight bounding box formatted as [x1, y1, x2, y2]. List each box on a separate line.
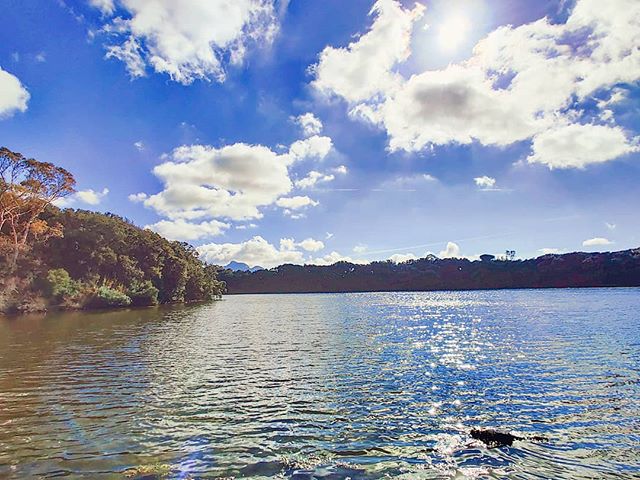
[1, 289, 639, 478]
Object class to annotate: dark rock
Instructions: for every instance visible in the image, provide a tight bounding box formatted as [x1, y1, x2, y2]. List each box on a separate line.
[470, 428, 523, 448]
[470, 428, 548, 448]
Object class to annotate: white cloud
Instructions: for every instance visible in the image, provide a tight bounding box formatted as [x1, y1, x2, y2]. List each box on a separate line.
[56, 187, 109, 207]
[538, 248, 562, 255]
[439, 241, 461, 258]
[298, 238, 325, 252]
[333, 165, 348, 175]
[134, 140, 145, 151]
[34, 52, 46, 63]
[90, 0, 115, 15]
[95, 0, 280, 84]
[128, 192, 148, 202]
[353, 244, 367, 254]
[474, 176, 496, 189]
[197, 235, 361, 268]
[313, 0, 640, 168]
[198, 235, 305, 268]
[605, 222, 616, 230]
[288, 135, 333, 162]
[295, 170, 335, 189]
[0, 67, 29, 118]
[312, 0, 424, 103]
[275, 195, 318, 209]
[146, 218, 230, 241]
[235, 223, 257, 230]
[309, 251, 363, 266]
[295, 112, 323, 137]
[527, 123, 638, 169]
[582, 237, 613, 247]
[389, 253, 417, 263]
[77, 188, 109, 205]
[143, 143, 293, 221]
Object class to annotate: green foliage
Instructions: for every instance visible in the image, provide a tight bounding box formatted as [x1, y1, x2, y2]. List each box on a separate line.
[1, 152, 224, 314]
[45, 268, 81, 300]
[36, 209, 225, 305]
[127, 280, 159, 306]
[87, 286, 132, 309]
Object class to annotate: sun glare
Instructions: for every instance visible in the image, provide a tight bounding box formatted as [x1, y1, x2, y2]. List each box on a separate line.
[437, 14, 471, 52]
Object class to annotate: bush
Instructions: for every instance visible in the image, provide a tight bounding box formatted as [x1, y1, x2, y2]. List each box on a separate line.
[45, 268, 81, 300]
[86, 286, 131, 309]
[127, 280, 159, 306]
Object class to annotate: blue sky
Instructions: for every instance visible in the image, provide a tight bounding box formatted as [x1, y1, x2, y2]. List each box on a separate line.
[1, 0, 638, 268]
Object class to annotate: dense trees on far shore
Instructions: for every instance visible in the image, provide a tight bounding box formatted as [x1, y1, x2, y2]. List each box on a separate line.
[219, 248, 640, 294]
[0, 148, 224, 314]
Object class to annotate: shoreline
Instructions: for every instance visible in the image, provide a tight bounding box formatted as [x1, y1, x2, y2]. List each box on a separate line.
[222, 284, 640, 295]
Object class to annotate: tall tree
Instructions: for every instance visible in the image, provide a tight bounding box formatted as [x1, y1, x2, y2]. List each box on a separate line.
[0, 147, 75, 270]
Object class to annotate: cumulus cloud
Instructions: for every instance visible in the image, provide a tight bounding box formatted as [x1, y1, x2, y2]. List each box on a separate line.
[312, 0, 424, 103]
[56, 188, 109, 207]
[312, 0, 640, 168]
[389, 253, 417, 263]
[295, 170, 335, 189]
[133, 140, 145, 151]
[142, 143, 294, 221]
[288, 135, 333, 162]
[309, 251, 363, 266]
[128, 192, 148, 202]
[198, 235, 304, 268]
[94, 0, 280, 84]
[527, 124, 638, 169]
[90, 0, 115, 15]
[275, 195, 318, 209]
[474, 176, 496, 189]
[582, 237, 613, 247]
[197, 235, 362, 268]
[0, 67, 30, 118]
[146, 218, 230, 241]
[353, 244, 368, 254]
[295, 112, 323, 137]
[280, 237, 325, 252]
[538, 248, 562, 255]
[439, 241, 461, 258]
[298, 238, 325, 252]
[235, 223, 258, 230]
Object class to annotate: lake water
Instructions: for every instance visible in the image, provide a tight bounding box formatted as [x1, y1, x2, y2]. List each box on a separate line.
[1, 289, 639, 479]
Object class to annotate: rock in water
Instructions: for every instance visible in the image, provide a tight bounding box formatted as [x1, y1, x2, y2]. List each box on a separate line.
[470, 428, 523, 448]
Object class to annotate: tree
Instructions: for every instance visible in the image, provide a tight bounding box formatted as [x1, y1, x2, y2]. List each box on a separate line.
[0, 148, 75, 270]
[505, 250, 516, 261]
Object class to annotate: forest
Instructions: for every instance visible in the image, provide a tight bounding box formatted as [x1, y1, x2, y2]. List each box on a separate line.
[0, 147, 225, 314]
[219, 249, 640, 294]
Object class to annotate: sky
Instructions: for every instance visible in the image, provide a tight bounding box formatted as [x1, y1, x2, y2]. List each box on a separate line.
[0, 0, 639, 268]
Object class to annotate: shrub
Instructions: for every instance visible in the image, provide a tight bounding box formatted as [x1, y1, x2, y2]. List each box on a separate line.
[45, 268, 81, 300]
[86, 286, 131, 309]
[127, 280, 159, 306]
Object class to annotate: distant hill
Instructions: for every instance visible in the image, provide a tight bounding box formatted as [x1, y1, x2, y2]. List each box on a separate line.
[219, 248, 640, 294]
[225, 261, 264, 273]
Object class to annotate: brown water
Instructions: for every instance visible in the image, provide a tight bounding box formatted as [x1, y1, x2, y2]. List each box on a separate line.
[1, 289, 639, 478]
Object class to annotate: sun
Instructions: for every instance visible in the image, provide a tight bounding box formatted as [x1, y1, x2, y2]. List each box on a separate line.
[437, 14, 472, 52]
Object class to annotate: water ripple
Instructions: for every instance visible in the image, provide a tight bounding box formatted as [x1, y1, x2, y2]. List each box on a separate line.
[1, 289, 639, 478]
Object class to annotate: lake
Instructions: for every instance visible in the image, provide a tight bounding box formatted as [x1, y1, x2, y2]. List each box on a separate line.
[1, 289, 639, 478]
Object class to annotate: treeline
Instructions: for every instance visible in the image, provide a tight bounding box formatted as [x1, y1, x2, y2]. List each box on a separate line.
[219, 249, 640, 294]
[0, 148, 224, 314]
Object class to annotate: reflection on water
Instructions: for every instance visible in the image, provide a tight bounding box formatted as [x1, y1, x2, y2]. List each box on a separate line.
[0, 289, 639, 478]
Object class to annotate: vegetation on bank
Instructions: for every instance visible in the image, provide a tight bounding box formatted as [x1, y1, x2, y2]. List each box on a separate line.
[219, 249, 640, 294]
[0, 147, 224, 314]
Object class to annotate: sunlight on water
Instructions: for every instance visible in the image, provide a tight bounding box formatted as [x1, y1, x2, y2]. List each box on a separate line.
[0, 289, 639, 478]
